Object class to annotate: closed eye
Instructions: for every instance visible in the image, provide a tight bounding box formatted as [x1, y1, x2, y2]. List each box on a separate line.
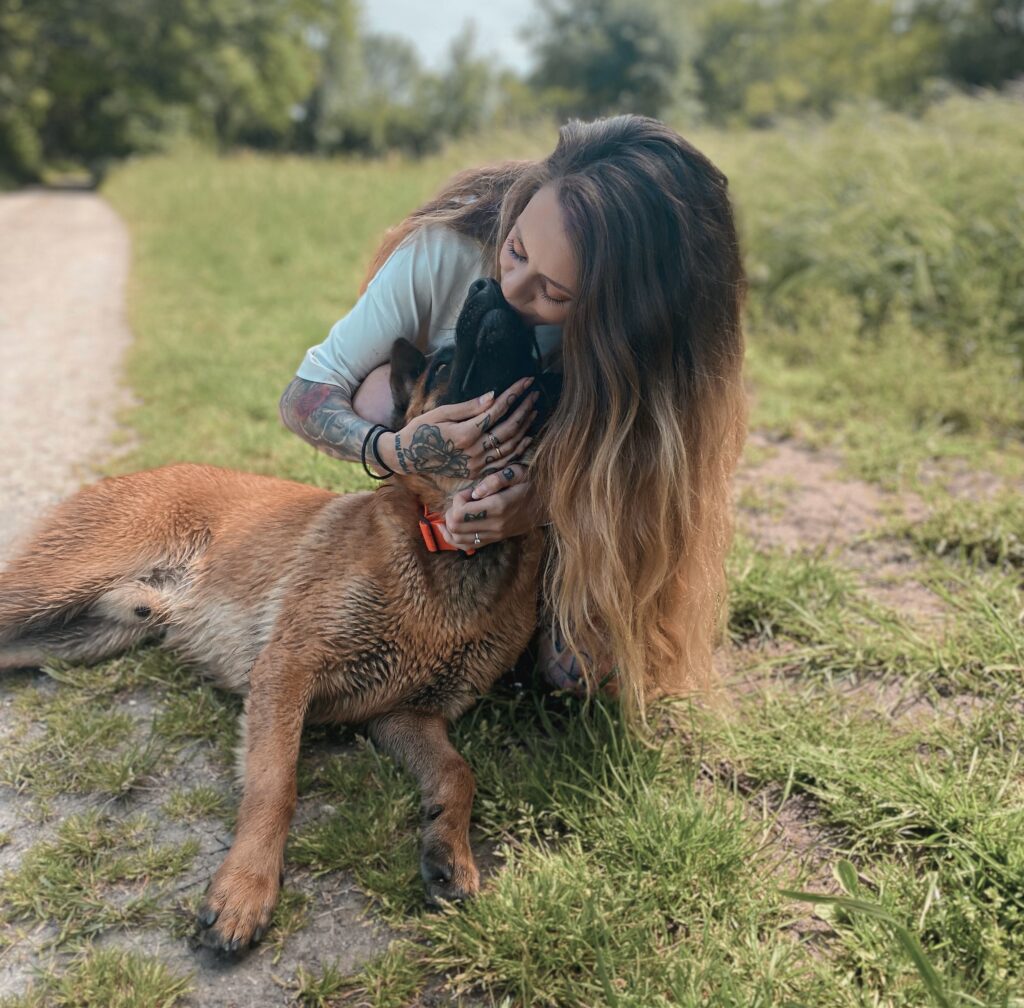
[505, 239, 571, 305]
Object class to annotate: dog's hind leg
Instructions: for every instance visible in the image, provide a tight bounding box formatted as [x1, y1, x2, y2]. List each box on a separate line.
[369, 709, 480, 907]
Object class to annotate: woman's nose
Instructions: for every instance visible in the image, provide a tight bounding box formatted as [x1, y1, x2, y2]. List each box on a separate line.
[501, 269, 529, 308]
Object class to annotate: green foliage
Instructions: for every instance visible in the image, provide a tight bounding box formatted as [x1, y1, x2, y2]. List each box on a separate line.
[694, 0, 944, 123]
[0, 0, 354, 180]
[702, 95, 1024, 482]
[527, 0, 682, 119]
[304, 22, 547, 159]
[914, 0, 1024, 88]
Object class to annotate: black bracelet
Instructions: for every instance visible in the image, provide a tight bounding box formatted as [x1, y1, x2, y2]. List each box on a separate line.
[361, 425, 394, 481]
[369, 427, 392, 474]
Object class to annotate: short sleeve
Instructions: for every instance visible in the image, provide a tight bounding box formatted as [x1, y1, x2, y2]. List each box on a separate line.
[295, 225, 484, 397]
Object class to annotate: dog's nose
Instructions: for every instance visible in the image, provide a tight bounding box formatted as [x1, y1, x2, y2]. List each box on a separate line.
[468, 277, 505, 307]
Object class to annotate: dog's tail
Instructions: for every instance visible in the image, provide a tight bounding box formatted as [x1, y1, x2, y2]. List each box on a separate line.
[0, 468, 208, 666]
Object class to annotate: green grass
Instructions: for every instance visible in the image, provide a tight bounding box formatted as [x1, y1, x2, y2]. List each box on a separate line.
[890, 492, 1024, 569]
[294, 942, 426, 1008]
[289, 737, 422, 921]
[0, 947, 193, 1007]
[0, 811, 198, 945]
[2, 97, 1019, 1004]
[161, 785, 230, 824]
[696, 686, 1024, 1004]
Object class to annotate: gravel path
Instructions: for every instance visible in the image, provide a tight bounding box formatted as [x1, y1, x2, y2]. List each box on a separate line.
[0, 189, 135, 561]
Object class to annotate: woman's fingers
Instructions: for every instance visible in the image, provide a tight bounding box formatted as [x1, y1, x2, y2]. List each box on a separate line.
[470, 461, 529, 501]
[433, 375, 535, 430]
[428, 389, 497, 425]
[451, 376, 535, 447]
[442, 488, 501, 550]
[485, 391, 538, 456]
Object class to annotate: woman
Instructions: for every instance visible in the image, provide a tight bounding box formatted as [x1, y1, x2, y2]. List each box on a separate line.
[279, 115, 746, 717]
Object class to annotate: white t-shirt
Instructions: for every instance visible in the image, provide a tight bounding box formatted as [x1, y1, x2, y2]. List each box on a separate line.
[296, 224, 562, 399]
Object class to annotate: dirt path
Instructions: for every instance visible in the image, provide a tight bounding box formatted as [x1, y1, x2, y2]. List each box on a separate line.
[0, 189, 135, 560]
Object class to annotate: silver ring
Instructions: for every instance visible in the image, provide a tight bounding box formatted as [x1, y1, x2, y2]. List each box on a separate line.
[485, 433, 502, 455]
[473, 533, 482, 546]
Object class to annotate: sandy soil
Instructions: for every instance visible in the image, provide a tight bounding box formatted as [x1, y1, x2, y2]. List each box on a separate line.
[0, 189, 136, 560]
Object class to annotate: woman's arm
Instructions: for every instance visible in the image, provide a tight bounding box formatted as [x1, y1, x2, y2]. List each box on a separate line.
[281, 371, 537, 479]
[278, 377, 373, 464]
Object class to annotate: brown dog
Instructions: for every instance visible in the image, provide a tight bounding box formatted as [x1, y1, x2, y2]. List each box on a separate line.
[0, 278, 556, 952]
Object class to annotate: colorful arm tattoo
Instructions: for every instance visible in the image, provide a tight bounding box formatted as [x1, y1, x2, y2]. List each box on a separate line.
[279, 377, 374, 463]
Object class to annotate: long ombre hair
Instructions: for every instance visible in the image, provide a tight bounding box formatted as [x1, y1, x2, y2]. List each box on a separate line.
[363, 116, 747, 719]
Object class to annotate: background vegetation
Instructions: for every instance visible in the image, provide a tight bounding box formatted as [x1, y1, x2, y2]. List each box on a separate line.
[2, 0, 1023, 182]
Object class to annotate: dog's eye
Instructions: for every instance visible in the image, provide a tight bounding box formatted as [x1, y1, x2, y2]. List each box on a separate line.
[436, 363, 448, 374]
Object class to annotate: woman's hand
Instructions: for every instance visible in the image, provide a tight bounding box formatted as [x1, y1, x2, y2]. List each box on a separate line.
[377, 377, 538, 480]
[443, 463, 545, 550]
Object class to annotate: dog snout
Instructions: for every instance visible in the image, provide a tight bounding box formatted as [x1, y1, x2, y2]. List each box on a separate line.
[468, 277, 508, 312]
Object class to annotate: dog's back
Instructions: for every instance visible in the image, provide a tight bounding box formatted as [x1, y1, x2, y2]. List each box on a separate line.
[0, 462, 542, 723]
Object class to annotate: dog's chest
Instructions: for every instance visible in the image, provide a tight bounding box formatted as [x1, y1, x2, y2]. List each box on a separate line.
[305, 548, 540, 722]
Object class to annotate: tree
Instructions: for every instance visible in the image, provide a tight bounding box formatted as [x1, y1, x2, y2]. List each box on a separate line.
[0, 0, 356, 179]
[693, 0, 944, 124]
[526, 0, 681, 119]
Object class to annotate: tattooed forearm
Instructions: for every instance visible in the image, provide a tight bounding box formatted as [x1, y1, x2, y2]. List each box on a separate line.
[279, 377, 374, 463]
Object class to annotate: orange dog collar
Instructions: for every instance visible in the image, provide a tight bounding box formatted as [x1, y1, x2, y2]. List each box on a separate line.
[419, 505, 475, 557]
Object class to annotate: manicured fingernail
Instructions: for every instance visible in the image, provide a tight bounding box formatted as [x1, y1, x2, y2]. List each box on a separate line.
[480, 391, 495, 404]
[525, 376, 535, 387]
[471, 487, 483, 499]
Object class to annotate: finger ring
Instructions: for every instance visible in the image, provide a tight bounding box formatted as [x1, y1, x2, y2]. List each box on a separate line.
[485, 433, 502, 454]
[473, 533, 482, 546]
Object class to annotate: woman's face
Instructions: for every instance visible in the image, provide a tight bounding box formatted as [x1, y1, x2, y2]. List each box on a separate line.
[499, 184, 577, 327]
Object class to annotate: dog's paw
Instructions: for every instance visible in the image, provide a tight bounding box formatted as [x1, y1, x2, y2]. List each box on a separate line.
[420, 840, 480, 908]
[196, 861, 280, 954]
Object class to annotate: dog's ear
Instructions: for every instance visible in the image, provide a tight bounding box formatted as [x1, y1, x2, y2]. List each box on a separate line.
[389, 338, 427, 417]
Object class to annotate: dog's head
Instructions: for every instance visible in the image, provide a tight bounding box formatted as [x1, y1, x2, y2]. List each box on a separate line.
[388, 278, 560, 432]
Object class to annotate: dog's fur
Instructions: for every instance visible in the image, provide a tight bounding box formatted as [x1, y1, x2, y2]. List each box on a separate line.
[0, 279, 555, 953]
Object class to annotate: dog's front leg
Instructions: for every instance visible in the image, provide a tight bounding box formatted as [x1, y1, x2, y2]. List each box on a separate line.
[369, 710, 480, 907]
[198, 649, 313, 953]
